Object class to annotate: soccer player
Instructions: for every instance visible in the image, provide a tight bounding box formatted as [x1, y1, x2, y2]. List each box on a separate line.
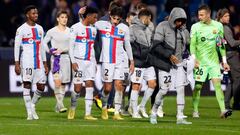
[149, 7, 192, 124]
[67, 7, 98, 120]
[95, 7, 134, 120]
[129, 9, 156, 118]
[43, 10, 71, 113]
[190, 5, 232, 118]
[14, 5, 48, 120]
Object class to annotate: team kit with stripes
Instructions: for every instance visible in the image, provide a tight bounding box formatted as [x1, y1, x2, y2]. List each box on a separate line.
[15, 23, 46, 84]
[14, 5, 232, 125]
[14, 15, 136, 120]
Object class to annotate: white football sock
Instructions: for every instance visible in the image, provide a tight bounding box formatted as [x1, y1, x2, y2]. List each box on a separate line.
[70, 90, 80, 109]
[130, 90, 139, 115]
[139, 87, 154, 108]
[32, 89, 43, 105]
[114, 90, 123, 115]
[59, 85, 66, 108]
[101, 90, 109, 109]
[176, 86, 185, 117]
[23, 87, 32, 115]
[54, 87, 63, 109]
[85, 87, 94, 116]
[151, 89, 167, 115]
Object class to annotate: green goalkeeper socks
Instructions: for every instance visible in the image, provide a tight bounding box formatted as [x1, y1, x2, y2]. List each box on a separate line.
[192, 82, 203, 112]
[213, 82, 225, 112]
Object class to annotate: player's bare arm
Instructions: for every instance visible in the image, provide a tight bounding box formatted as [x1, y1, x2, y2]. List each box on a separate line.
[194, 59, 200, 68]
[223, 63, 230, 72]
[15, 61, 21, 75]
[43, 61, 49, 75]
[72, 63, 78, 72]
[129, 60, 134, 74]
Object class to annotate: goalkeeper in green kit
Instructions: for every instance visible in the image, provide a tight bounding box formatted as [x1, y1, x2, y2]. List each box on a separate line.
[190, 5, 232, 118]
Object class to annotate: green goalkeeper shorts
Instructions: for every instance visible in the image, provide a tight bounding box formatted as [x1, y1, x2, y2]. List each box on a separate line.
[194, 64, 221, 82]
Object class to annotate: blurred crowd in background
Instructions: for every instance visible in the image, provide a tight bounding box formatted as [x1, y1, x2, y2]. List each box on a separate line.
[0, 0, 240, 47]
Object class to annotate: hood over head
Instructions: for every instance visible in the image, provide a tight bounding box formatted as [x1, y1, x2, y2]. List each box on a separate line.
[168, 7, 187, 28]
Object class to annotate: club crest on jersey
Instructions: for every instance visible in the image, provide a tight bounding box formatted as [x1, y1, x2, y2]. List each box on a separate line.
[82, 38, 87, 42]
[28, 38, 34, 44]
[213, 29, 217, 34]
[106, 32, 111, 38]
[39, 31, 42, 36]
[118, 29, 124, 35]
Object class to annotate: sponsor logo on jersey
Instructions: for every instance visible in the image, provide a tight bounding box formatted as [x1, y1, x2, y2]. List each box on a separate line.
[201, 37, 206, 42]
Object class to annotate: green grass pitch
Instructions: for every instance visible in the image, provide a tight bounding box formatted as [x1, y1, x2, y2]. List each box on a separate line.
[0, 96, 239, 135]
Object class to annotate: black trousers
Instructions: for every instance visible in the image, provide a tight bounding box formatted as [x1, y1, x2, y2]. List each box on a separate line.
[225, 51, 240, 109]
[151, 68, 159, 107]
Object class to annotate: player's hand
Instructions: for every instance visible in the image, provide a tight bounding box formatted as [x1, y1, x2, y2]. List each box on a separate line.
[170, 55, 179, 64]
[43, 62, 49, 75]
[223, 63, 230, 72]
[55, 49, 62, 55]
[15, 62, 21, 75]
[72, 63, 79, 72]
[78, 6, 87, 15]
[194, 59, 200, 68]
[129, 60, 134, 74]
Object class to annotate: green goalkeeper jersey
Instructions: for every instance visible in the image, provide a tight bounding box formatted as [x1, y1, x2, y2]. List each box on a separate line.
[190, 20, 226, 66]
